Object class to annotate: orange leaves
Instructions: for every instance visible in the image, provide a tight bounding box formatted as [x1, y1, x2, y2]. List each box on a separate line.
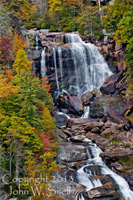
[12, 32, 27, 58]
[42, 76, 51, 96]
[39, 132, 58, 152]
[0, 70, 19, 98]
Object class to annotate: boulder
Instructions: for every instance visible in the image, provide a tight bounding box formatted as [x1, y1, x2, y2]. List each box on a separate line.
[81, 90, 96, 106]
[117, 132, 131, 143]
[50, 178, 84, 200]
[100, 148, 133, 161]
[110, 124, 120, 133]
[118, 58, 127, 72]
[121, 100, 133, 116]
[107, 109, 131, 128]
[89, 101, 104, 119]
[58, 142, 87, 163]
[89, 95, 126, 118]
[57, 94, 84, 116]
[83, 122, 104, 132]
[61, 128, 72, 137]
[54, 111, 69, 126]
[91, 127, 100, 134]
[70, 135, 84, 142]
[114, 81, 129, 95]
[126, 129, 133, 142]
[100, 72, 123, 95]
[67, 118, 91, 128]
[86, 133, 108, 150]
[57, 128, 68, 141]
[81, 182, 120, 200]
[101, 128, 112, 138]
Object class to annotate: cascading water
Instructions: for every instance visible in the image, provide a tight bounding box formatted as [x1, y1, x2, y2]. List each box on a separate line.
[53, 48, 60, 94]
[77, 138, 133, 200]
[40, 33, 112, 97]
[41, 48, 46, 78]
[35, 35, 39, 50]
[58, 46, 63, 85]
[65, 33, 112, 97]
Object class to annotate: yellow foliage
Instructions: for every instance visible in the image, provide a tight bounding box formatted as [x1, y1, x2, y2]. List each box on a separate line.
[42, 106, 56, 133]
[24, 153, 61, 200]
[12, 50, 32, 74]
[0, 70, 19, 98]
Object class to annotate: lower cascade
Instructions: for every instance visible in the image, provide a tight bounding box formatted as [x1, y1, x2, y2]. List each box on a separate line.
[77, 138, 133, 200]
[39, 33, 112, 97]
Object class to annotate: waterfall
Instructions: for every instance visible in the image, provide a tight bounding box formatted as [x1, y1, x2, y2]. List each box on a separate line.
[53, 48, 60, 94]
[77, 138, 133, 200]
[41, 48, 46, 78]
[35, 35, 39, 50]
[58, 46, 63, 85]
[81, 107, 90, 118]
[65, 33, 112, 97]
[40, 33, 112, 97]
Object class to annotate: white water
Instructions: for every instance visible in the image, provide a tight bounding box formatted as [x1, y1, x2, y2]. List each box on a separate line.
[58, 46, 63, 85]
[78, 194, 85, 200]
[56, 111, 70, 119]
[65, 33, 112, 97]
[40, 33, 112, 97]
[41, 48, 46, 78]
[81, 107, 90, 118]
[77, 138, 133, 200]
[35, 35, 39, 50]
[53, 48, 60, 94]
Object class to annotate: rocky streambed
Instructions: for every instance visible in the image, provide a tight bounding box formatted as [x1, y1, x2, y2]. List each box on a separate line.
[53, 106, 133, 200]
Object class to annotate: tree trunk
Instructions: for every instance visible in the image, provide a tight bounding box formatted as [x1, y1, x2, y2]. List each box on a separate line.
[15, 154, 19, 179]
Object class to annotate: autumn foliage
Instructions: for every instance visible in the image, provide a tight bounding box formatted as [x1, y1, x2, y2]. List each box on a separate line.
[0, 37, 13, 66]
[12, 32, 27, 58]
[0, 40, 59, 199]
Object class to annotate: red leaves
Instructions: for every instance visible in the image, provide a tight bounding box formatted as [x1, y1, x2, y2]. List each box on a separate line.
[36, 104, 43, 111]
[0, 37, 13, 64]
[39, 131, 58, 152]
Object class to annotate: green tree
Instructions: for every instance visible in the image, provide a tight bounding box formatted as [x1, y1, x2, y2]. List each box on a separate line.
[114, 6, 133, 44]
[12, 50, 31, 73]
[114, 7, 133, 72]
[104, 0, 132, 32]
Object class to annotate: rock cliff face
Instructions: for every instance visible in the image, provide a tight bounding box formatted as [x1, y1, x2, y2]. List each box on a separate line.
[25, 30, 112, 98]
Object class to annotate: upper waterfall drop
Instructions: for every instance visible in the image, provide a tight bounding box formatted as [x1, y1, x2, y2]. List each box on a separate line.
[39, 33, 112, 97]
[64, 33, 112, 97]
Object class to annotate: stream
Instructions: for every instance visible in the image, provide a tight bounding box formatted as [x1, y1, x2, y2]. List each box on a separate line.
[77, 138, 133, 200]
